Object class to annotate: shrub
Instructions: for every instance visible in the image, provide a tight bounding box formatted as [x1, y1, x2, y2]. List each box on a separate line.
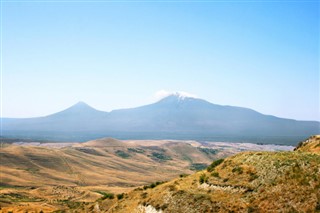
[198, 147, 219, 155]
[232, 166, 243, 174]
[143, 181, 165, 190]
[248, 206, 257, 213]
[193, 193, 209, 201]
[207, 159, 224, 172]
[127, 148, 145, 153]
[117, 193, 124, 200]
[103, 193, 114, 199]
[161, 204, 168, 210]
[249, 173, 259, 181]
[143, 185, 149, 190]
[96, 191, 114, 200]
[190, 163, 208, 171]
[140, 192, 148, 198]
[180, 174, 189, 178]
[199, 173, 209, 184]
[155, 204, 161, 210]
[151, 152, 172, 161]
[315, 201, 320, 211]
[115, 150, 130, 158]
[211, 172, 220, 178]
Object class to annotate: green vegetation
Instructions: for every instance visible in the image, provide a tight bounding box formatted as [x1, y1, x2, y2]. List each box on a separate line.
[127, 148, 145, 153]
[95, 191, 115, 200]
[179, 174, 189, 178]
[117, 193, 124, 200]
[75, 148, 104, 156]
[143, 181, 166, 190]
[211, 172, 220, 178]
[199, 173, 208, 184]
[316, 202, 320, 211]
[232, 166, 243, 174]
[115, 150, 130, 159]
[140, 192, 148, 198]
[207, 159, 224, 172]
[25, 168, 40, 174]
[248, 172, 259, 181]
[150, 152, 172, 161]
[190, 163, 208, 171]
[0, 192, 42, 202]
[198, 147, 219, 155]
[57, 200, 83, 209]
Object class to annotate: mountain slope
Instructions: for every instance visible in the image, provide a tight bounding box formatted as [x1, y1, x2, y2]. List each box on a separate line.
[2, 102, 108, 132]
[0, 139, 224, 189]
[2, 95, 319, 144]
[107, 95, 319, 136]
[103, 136, 320, 213]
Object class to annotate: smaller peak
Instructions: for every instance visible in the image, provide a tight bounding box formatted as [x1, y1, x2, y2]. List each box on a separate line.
[70, 101, 94, 109]
[75, 101, 89, 106]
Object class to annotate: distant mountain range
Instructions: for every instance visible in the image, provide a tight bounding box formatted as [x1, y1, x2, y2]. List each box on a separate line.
[2, 94, 319, 145]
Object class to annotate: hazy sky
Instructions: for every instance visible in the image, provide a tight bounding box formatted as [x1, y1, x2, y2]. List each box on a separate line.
[1, 1, 319, 121]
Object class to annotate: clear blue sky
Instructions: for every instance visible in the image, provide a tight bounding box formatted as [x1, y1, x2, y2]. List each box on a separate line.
[1, 0, 319, 121]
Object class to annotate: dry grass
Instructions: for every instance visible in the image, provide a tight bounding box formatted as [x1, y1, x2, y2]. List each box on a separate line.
[0, 139, 220, 212]
[1, 137, 314, 212]
[295, 135, 320, 154]
[106, 136, 320, 213]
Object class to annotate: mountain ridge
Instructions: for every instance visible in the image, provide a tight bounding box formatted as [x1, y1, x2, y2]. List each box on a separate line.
[2, 95, 319, 145]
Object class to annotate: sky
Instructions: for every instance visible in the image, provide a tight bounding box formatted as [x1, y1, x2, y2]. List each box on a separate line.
[1, 0, 319, 121]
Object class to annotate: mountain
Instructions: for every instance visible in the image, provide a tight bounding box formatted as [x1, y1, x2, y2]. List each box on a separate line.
[2, 95, 319, 145]
[2, 102, 107, 132]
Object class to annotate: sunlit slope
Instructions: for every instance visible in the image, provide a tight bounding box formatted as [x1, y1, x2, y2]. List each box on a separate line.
[295, 135, 320, 154]
[0, 139, 219, 188]
[107, 137, 320, 212]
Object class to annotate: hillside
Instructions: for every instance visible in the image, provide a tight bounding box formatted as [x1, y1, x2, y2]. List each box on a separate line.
[0, 139, 207, 188]
[98, 136, 320, 213]
[295, 135, 320, 153]
[0, 138, 293, 212]
[0, 139, 223, 212]
[2, 95, 319, 145]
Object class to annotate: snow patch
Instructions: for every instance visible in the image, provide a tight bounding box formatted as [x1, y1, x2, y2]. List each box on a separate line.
[154, 90, 197, 100]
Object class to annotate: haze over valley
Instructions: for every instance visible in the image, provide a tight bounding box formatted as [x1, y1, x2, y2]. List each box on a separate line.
[2, 94, 319, 145]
